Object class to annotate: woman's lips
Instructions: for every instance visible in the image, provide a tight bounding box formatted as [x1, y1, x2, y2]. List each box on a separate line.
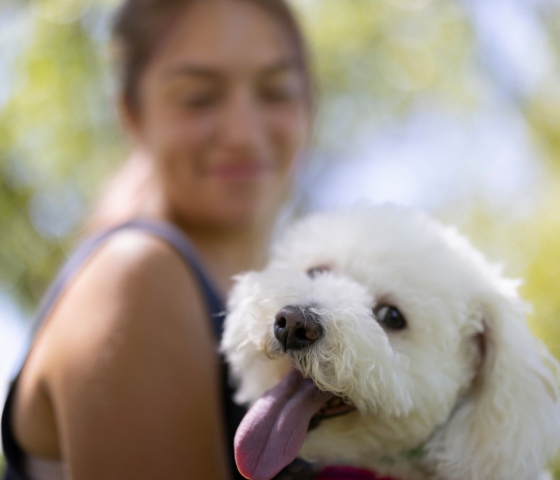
[208, 162, 273, 181]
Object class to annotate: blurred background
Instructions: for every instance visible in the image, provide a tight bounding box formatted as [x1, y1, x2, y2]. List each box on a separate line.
[1, 0, 560, 473]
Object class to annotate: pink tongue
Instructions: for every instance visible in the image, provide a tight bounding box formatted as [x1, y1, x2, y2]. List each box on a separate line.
[234, 370, 334, 480]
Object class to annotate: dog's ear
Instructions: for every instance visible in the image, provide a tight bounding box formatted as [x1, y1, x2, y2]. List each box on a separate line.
[432, 291, 560, 480]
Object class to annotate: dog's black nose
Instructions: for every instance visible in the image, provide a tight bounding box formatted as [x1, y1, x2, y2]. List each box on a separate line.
[274, 306, 322, 351]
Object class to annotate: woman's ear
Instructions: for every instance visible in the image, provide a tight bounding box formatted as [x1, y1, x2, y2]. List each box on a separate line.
[430, 292, 560, 480]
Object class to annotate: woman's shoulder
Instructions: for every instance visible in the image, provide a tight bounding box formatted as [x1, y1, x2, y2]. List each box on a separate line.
[41, 227, 216, 381]
[11, 227, 229, 478]
[12, 227, 221, 462]
[64, 228, 202, 316]
[87, 226, 194, 287]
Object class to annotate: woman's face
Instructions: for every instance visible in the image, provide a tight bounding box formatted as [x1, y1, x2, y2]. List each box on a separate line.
[128, 0, 310, 230]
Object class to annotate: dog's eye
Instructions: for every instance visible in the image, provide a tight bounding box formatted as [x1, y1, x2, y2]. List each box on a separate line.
[306, 265, 331, 278]
[374, 305, 407, 330]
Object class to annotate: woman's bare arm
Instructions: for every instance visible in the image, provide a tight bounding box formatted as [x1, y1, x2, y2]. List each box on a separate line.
[43, 231, 230, 479]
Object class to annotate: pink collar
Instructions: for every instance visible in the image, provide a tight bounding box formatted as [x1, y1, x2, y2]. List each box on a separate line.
[316, 466, 401, 480]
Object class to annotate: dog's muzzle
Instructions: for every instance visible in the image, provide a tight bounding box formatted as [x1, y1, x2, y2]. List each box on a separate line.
[274, 306, 322, 351]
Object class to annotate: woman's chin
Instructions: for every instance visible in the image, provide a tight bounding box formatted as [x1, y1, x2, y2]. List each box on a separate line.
[212, 203, 278, 230]
[214, 188, 286, 227]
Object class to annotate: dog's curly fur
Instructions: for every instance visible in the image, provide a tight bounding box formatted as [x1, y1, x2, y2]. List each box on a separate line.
[221, 204, 560, 480]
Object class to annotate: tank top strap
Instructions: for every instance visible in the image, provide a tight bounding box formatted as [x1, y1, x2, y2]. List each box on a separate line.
[31, 218, 225, 343]
[118, 219, 226, 335]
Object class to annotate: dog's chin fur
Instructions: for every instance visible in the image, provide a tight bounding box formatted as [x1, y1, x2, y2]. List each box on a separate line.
[221, 204, 560, 480]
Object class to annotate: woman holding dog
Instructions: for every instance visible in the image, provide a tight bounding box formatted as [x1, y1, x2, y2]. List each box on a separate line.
[1, 0, 312, 479]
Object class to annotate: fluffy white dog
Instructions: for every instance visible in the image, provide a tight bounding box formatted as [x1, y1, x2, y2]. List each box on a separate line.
[221, 204, 560, 480]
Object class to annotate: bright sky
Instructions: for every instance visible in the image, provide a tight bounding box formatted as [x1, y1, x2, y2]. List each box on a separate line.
[0, 293, 29, 418]
[308, 103, 545, 214]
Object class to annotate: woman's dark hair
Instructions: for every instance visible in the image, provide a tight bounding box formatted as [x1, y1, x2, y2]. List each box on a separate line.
[111, 0, 314, 114]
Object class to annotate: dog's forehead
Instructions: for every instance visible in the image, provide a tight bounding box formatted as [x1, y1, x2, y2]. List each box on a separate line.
[272, 206, 461, 266]
[268, 205, 505, 302]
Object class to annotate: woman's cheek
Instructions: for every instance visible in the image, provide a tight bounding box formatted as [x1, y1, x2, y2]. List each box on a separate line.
[270, 106, 309, 164]
[161, 115, 215, 169]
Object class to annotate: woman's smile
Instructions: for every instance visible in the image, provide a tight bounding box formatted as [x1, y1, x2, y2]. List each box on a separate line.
[206, 160, 274, 182]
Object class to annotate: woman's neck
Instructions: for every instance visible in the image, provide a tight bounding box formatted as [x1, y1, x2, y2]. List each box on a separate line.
[148, 198, 276, 297]
[184, 223, 271, 297]
[127, 157, 279, 296]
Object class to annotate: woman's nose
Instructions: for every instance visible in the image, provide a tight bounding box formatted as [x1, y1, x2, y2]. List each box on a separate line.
[221, 91, 265, 151]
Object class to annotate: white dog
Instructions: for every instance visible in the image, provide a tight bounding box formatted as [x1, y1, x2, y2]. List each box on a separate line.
[221, 204, 560, 480]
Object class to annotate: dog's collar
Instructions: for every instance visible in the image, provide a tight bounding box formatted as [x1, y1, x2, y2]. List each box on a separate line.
[316, 465, 402, 479]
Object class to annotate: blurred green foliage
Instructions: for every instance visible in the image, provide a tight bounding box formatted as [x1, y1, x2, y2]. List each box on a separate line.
[295, 0, 476, 156]
[1, 0, 560, 473]
[1, 0, 123, 309]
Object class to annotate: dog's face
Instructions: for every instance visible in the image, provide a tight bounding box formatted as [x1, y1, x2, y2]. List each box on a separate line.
[222, 205, 560, 480]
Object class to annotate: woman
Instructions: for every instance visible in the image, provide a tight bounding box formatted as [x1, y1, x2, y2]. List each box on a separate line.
[1, 0, 313, 478]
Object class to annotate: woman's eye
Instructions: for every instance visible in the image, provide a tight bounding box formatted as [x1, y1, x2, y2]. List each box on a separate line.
[373, 305, 407, 331]
[306, 265, 331, 278]
[260, 86, 296, 103]
[181, 93, 219, 109]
